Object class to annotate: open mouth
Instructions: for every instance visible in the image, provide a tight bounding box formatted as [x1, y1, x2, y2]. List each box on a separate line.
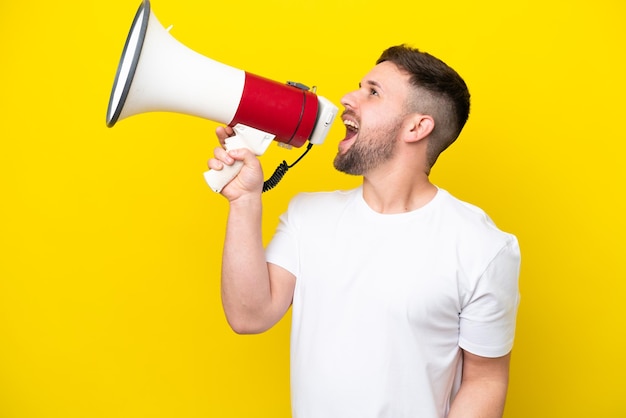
[344, 118, 359, 132]
[338, 117, 359, 153]
[342, 117, 359, 141]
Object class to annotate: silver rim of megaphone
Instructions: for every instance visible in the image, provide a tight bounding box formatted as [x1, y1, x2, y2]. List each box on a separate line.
[106, 0, 151, 127]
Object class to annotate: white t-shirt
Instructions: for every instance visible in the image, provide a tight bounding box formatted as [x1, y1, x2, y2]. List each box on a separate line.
[265, 187, 520, 418]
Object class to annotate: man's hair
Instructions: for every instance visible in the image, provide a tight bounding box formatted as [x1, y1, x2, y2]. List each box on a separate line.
[377, 45, 470, 170]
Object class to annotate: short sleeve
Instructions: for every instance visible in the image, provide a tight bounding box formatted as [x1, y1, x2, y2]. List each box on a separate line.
[458, 238, 521, 357]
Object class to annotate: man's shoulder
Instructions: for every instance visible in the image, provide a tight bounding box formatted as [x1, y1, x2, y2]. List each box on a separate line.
[436, 189, 520, 281]
[436, 189, 517, 244]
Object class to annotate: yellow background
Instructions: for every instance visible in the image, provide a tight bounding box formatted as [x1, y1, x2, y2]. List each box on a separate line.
[1, 0, 624, 417]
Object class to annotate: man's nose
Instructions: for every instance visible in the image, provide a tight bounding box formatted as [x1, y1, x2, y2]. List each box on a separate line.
[340, 90, 357, 109]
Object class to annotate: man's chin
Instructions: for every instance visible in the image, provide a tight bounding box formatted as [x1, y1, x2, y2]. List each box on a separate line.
[333, 152, 362, 176]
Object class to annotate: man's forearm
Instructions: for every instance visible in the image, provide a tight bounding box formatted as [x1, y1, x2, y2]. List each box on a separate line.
[220, 195, 272, 333]
[447, 379, 508, 418]
[447, 351, 511, 418]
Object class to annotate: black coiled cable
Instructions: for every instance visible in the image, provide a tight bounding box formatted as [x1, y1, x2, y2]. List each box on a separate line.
[263, 142, 314, 192]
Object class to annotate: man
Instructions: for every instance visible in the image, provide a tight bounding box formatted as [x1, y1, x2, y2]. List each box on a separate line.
[208, 45, 521, 418]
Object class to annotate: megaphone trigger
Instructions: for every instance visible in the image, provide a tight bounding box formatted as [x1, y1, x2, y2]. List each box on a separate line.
[227, 124, 275, 155]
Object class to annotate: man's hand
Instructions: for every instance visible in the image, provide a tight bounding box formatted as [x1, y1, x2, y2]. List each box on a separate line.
[207, 126, 264, 201]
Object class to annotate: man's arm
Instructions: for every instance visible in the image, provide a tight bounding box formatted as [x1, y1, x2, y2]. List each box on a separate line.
[209, 127, 296, 334]
[447, 350, 511, 418]
[221, 194, 295, 334]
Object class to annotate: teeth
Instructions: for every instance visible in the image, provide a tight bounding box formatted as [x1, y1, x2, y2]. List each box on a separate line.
[343, 119, 359, 131]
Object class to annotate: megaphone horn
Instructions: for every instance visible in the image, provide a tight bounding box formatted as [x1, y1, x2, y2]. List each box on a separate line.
[106, 0, 338, 192]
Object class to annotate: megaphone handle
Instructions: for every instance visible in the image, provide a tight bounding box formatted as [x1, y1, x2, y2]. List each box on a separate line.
[204, 160, 245, 193]
[204, 125, 275, 193]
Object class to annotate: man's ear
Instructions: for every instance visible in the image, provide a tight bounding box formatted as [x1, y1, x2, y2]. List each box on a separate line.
[404, 113, 435, 143]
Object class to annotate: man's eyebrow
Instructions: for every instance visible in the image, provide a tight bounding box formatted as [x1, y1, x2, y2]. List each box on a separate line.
[359, 80, 383, 89]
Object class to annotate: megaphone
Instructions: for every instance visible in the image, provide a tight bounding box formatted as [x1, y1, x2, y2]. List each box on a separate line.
[106, 0, 338, 192]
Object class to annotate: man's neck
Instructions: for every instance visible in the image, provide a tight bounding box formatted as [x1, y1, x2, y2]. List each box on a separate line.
[361, 171, 437, 214]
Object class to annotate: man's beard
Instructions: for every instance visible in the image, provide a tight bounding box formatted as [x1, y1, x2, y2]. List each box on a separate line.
[333, 120, 401, 176]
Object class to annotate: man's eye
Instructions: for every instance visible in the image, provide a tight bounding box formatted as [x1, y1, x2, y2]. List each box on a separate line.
[370, 89, 379, 96]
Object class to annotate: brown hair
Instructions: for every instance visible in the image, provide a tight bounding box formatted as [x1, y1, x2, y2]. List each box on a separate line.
[377, 45, 470, 169]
